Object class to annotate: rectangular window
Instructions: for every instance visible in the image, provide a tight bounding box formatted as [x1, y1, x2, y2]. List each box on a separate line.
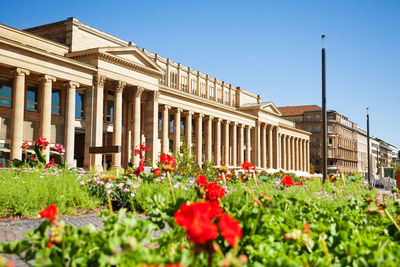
[200, 83, 206, 97]
[316, 126, 320, 132]
[170, 72, 177, 88]
[315, 115, 321, 122]
[328, 137, 333, 145]
[191, 79, 197, 94]
[0, 76, 12, 107]
[306, 116, 312, 122]
[316, 137, 320, 143]
[106, 100, 114, 122]
[169, 115, 174, 133]
[209, 86, 214, 99]
[181, 76, 188, 91]
[51, 90, 61, 115]
[307, 126, 311, 132]
[26, 83, 38, 111]
[232, 93, 236, 106]
[328, 149, 333, 157]
[158, 112, 162, 131]
[75, 92, 84, 118]
[225, 92, 229, 105]
[328, 125, 333, 133]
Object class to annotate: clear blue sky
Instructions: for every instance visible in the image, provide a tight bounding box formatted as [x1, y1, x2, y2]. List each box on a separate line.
[1, 0, 399, 147]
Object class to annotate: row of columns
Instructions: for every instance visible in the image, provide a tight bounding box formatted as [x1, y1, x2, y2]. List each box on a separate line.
[279, 133, 310, 171]
[7, 68, 310, 172]
[10, 67, 79, 168]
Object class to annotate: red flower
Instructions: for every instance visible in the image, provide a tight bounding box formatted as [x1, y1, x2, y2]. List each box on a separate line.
[45, 159, 57, 169]
[35, 137, 49, 151]
[175, 202, 219, 244]
[140, 143, 150, 151]
[205, 183, 225, 201]
[209, 200, 223, 219]
[47, 241, 52, 248]
[52, 144, 65, 153]
[226, 174, 232, 179]
[134, 161, 145, 176]
[218, 213, 242, 247]
[39, 204, 58, 224]
[0, 164, 2, 168]
[196, 175, 209, 187]
[281, 176, 295, 187]
[21, 140, 30, 149]
[154, 168, 161, 176]
[219, 164, 227, 173]
[241, 161, 253, 170]
[160, 153, 175, 171]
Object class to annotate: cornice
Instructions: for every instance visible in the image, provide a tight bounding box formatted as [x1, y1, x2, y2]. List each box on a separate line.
[68, 52, 162, 79]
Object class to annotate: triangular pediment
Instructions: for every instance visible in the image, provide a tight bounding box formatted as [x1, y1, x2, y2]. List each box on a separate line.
[102, 46, 163, 73]
[260, 103, 281, 116]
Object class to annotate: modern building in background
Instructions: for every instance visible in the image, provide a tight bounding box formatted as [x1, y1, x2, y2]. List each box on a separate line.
[0, 18, 310, 171]
[279, 105, 399, 175]
[279, 105, 359, 174]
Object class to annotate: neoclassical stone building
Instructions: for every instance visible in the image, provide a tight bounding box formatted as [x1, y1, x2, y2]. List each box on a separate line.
[0, 18, 310, 171]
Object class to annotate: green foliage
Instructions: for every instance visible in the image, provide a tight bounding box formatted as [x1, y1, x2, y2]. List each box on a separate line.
[0, 169, 100, 217]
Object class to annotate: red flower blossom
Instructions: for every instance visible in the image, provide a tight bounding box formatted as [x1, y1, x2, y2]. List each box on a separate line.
[47, 241, 52, 248]
[226, 173, 232, 179]
[281, 176, 303, 187]
[134, 161, 145, 176]
[154, 168, 161, 176]
[45, 159, 57, 169]
[52, 144, 65, 153]
[241, 161, 253, 170]
[218, 213, 242, 247]
[35, 137, 49, 151]
[160, 153, 175, 171]
[196, 175, 209, 187]
[209, 200, 223, 219]
[140, 143, 150, 151]
[175, 202, 219, 244]
[21, 140, 30, 149]
[39, 204, 58, 224]
[205, 183, 225, 201]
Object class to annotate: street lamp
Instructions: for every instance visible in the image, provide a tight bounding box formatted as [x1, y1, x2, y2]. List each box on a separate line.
[321, 35, 327, 183]
[367, 107, 371, 185]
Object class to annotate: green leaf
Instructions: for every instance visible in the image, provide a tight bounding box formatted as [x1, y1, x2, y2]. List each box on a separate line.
[34, 145, 46, 164]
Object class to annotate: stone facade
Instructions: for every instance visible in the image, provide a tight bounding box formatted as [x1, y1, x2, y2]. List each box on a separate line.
[0, 18, 310, 171]
[279, 105, 358, 174]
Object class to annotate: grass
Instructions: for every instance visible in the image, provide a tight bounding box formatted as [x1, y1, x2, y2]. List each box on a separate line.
[0, 168, 101, 217]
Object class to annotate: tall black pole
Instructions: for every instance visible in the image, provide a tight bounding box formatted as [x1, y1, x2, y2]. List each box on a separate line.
[367, 108, 371, 185]
[322, 35, 327, 183]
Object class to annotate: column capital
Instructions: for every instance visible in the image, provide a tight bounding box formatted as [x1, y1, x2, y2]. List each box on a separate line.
[11, 68, 30, 76]
[208, 115, 214, 120]
[262, 122, 268, 130]
[113, 81, 126, 93]
[183, 110, 194, 116]
[173, 107, 183, 113]
[223, 120, 230, 125]
[134, 86, 145, 98]
[162, 104, 171, 110]
[147, 91, 160, 102]
[216, 117, 223, 122]
[232, 121, 238, 126]
[195, 113, 204, 119]
[64, 81, 80, 89]
[39, 75, 56, 83]
[93, 75, 106, 87]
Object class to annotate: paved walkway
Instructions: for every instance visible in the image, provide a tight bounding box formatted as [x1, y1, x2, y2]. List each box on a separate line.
[0, 214, 105, 266]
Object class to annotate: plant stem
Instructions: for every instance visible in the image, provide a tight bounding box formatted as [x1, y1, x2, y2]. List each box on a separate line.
[222, 172, 227, 187]
[167, 171, 176, 202]
[250, 209, 261, 237]
[253, 171, 258, 187]
[320, 236, 332, 267]
[106, 190, 113, 215]
[384, 209, 400, 232]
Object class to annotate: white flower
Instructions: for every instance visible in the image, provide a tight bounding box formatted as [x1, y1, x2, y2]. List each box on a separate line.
[80, 181, 85, 185]
[130, 193, 135, 197]
[106, 183, 113, 189]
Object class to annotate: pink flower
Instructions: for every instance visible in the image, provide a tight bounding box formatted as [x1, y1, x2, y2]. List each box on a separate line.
[45, 159, 57, 169]
[35, 137, 49, 151]
[53, 144, 65, 154]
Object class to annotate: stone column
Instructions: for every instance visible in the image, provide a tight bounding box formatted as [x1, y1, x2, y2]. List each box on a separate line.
[287, 136, 292, 170]
[262, 123, 267, 169]
[267, 125, 273, 168]
[10, 68, 30, 160]
[185, 111, 193, 153]
[223, 120, 230, 165]
[215, 118, 222, 165]
[206, 116, 213, 163]
[296, 138, 300, 170]
[238, 124, 244, 165]
[246, 126, 251, 162]
[173, 108, 182, 155]
[291, 137, 295, 170]
[39, 75, 56, 162]
[300, 139, 304, 171]
[273, 126, 280, 169]
[83, 75, 106, 169]
[131, 86, 144, 167]
[145, 91, 160, 165]
[281, 134, 286, 170]
[161, 105, 170, 154]
[64, 81, 79, 168]
[195, 114, 203, 165]
[112, 81, 126, 169]
[254, 121, 261, 167]
[232, 122, 237, 167]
